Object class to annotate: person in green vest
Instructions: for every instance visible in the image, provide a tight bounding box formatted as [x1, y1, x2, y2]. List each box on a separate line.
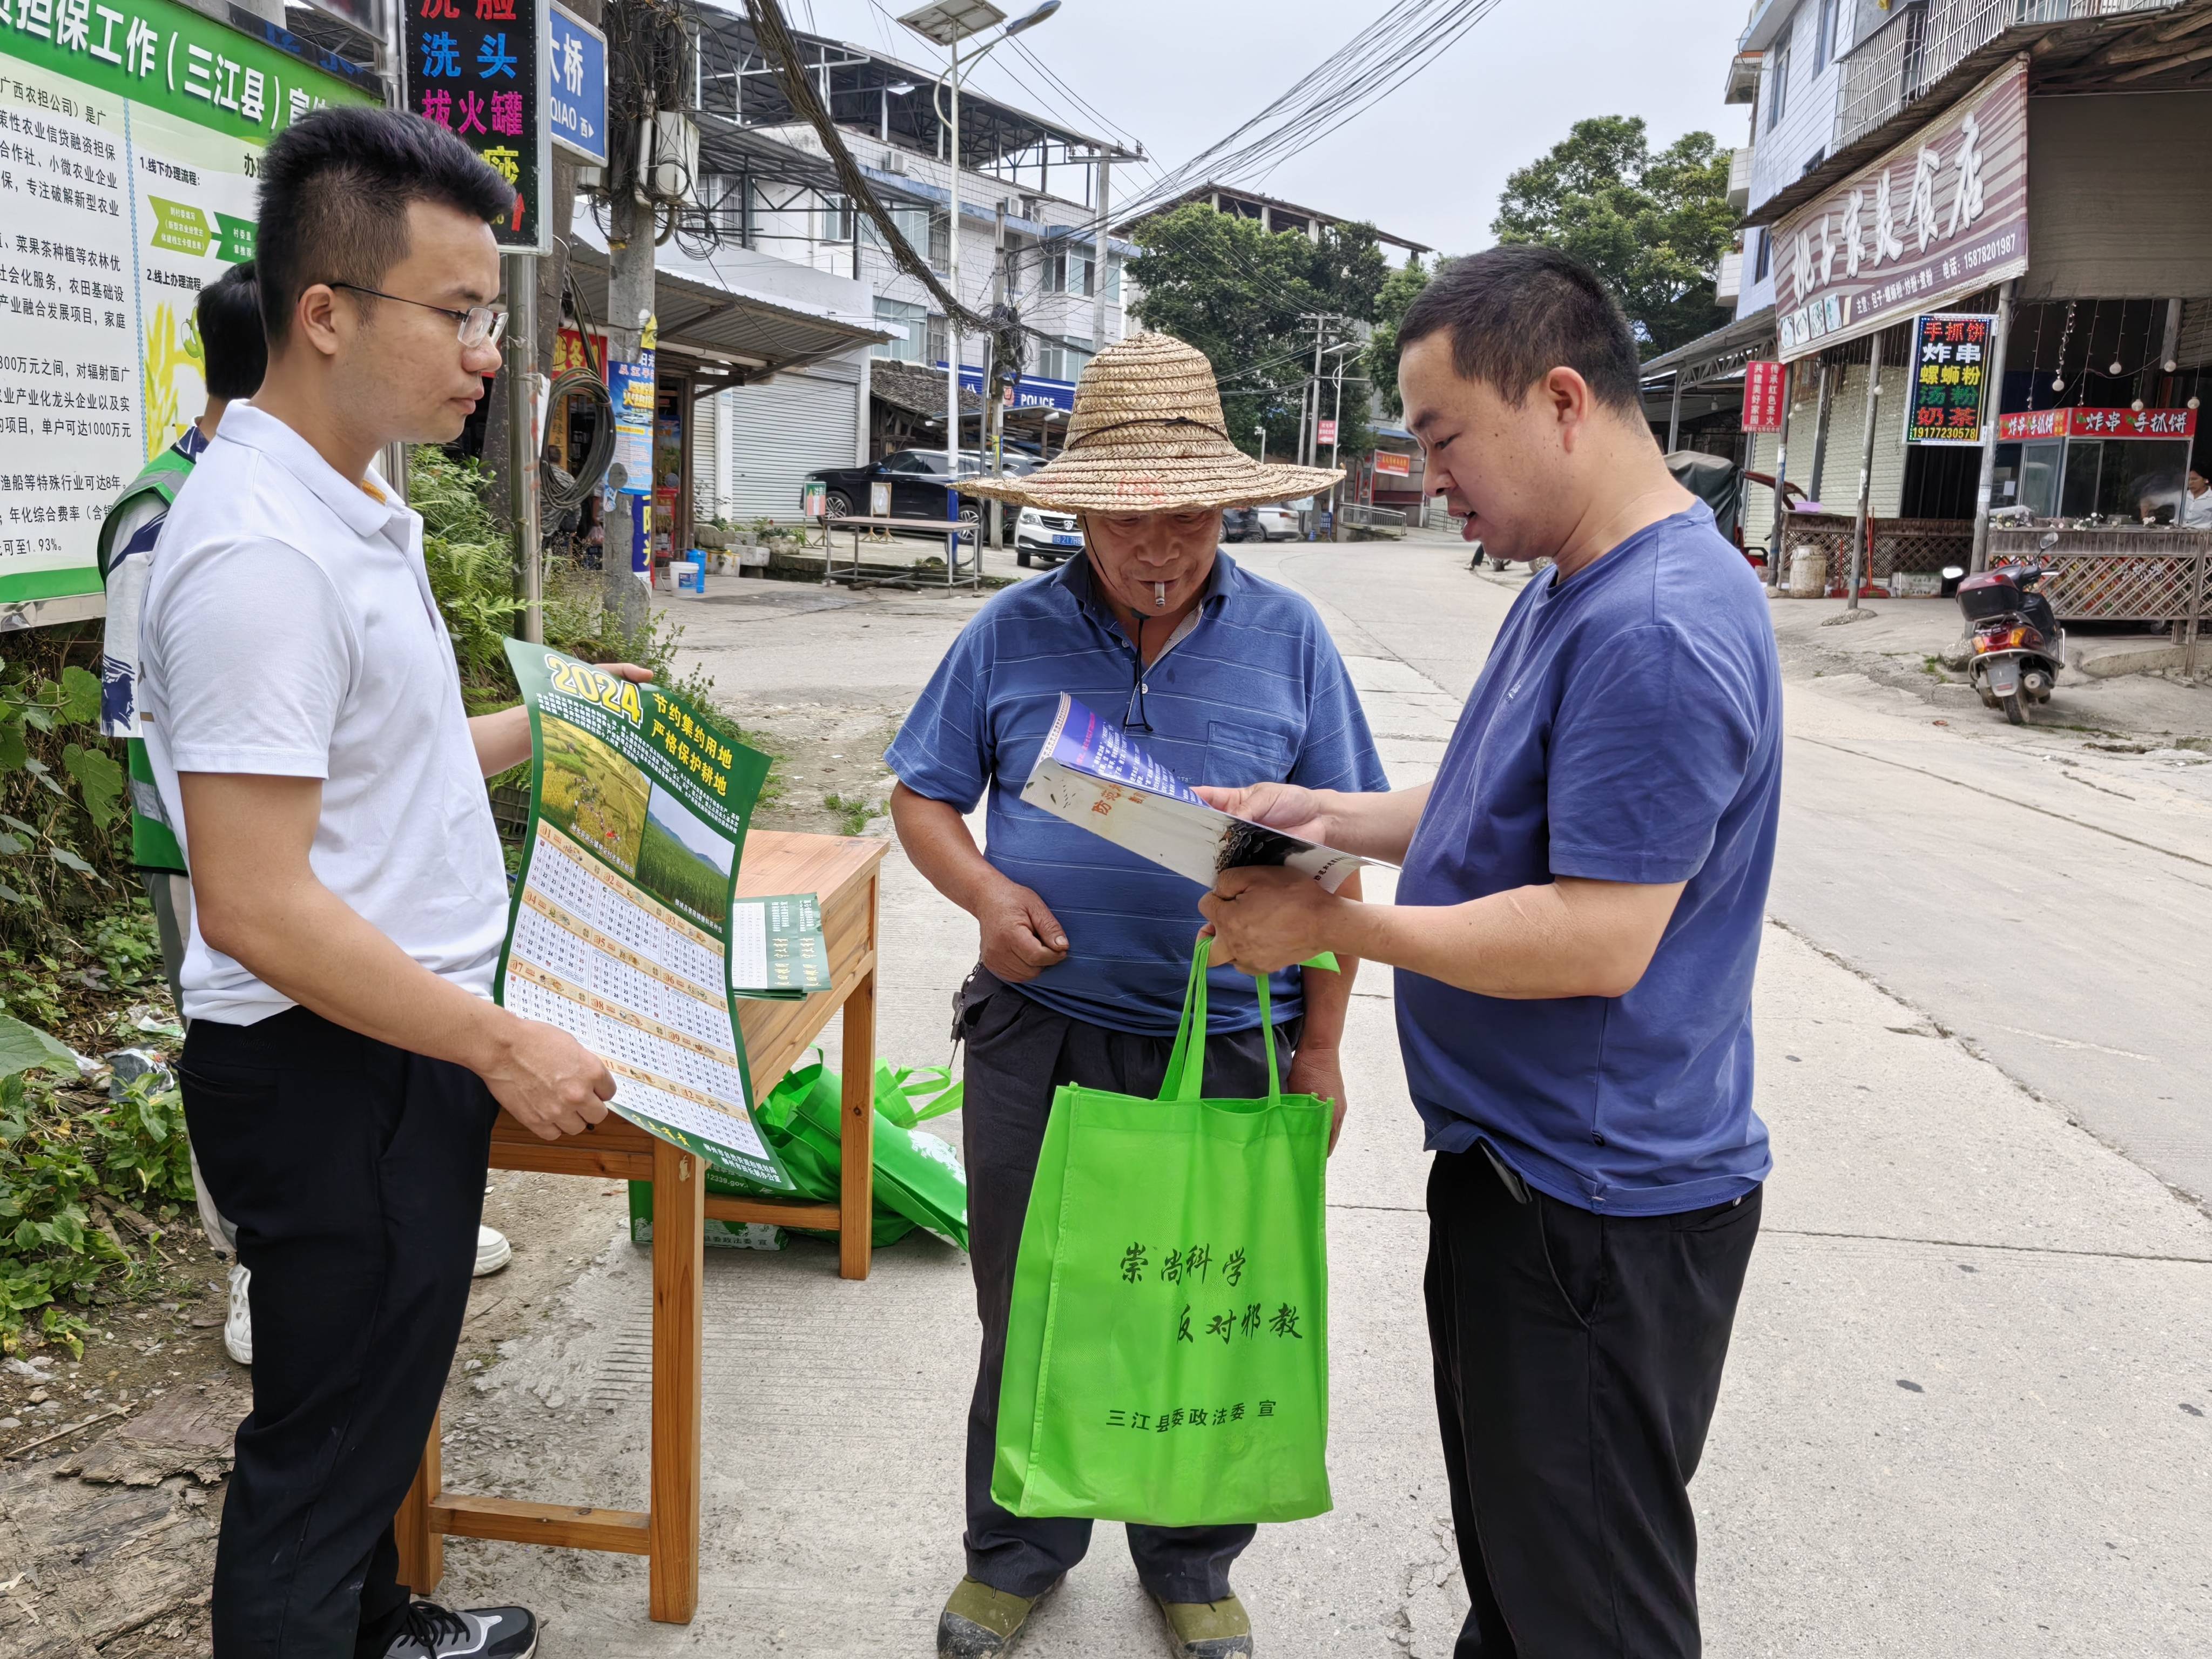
[97, 264, 264, 1372]
[98, 263, 515, 1374]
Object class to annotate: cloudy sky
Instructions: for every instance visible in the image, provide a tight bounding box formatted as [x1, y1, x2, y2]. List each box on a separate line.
[776, 0, 1755, 258]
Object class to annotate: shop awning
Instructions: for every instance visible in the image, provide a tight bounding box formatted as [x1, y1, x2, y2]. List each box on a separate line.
[1744, 0, 2212, 232]
[563, 241, 890, 396]
[1640, 308, 1777, 389]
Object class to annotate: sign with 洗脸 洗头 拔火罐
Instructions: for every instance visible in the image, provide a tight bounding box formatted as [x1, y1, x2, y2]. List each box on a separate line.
[0, 0, 374, 613]
[403, 0, 553, 253]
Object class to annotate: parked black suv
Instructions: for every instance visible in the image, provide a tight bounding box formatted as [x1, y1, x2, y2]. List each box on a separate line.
[805, 448, 1038, 533]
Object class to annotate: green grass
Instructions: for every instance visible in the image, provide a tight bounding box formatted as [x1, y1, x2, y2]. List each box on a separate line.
[636, 817, 729, 928]
[822, 793, 879, 837]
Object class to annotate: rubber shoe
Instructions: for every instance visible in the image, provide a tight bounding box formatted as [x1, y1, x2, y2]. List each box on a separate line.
[474, 1226, 512, 1277]
[222, 1262, 252, 1366]
[937, 1574, 1061, 1658]
[1151, 1591, 1253, 1659]
[381, 1601, 536, 1658]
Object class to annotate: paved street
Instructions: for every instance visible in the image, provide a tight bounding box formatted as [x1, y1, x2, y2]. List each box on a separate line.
[441, 538, 2212, 1656]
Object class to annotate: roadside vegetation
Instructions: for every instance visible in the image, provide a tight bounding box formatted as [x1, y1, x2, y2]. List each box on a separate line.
[0, 449, 767, 1357]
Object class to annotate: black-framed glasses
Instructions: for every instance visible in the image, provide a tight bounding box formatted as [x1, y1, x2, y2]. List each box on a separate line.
[329, 281, 507, 349]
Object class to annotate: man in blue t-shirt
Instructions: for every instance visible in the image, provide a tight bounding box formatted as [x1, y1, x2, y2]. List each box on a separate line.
[1201, 247, 1781, 1659]
[889, 333, 1387, 1659]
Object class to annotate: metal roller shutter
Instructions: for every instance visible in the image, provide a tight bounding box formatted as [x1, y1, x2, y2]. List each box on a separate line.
[714, 363, 861, 524]
[691, 394, 717, 521]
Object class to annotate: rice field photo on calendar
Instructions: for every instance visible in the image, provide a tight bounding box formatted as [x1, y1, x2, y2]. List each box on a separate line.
[539, 718, 652, 876]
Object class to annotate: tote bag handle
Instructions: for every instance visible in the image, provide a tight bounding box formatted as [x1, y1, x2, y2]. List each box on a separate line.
[1158, 935, 1282, 1108]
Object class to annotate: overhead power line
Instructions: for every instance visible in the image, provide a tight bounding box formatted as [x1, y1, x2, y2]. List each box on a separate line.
[1116, 0, 1509, 222]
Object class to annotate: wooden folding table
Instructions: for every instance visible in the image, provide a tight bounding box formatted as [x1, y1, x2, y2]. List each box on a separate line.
[396, 830, 890, 1623]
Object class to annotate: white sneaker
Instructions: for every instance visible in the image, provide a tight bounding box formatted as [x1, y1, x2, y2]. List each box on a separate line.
[473, 1225, 511, 1277]
[224, 1262, 252, 1366]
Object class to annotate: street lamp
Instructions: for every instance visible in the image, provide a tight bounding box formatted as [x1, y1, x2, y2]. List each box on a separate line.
[899, 0, 1060, 575]
[1255, 425, 1267, 466]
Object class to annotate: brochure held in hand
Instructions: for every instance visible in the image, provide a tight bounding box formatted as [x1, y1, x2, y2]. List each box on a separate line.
[1020, 693, 1371, 893]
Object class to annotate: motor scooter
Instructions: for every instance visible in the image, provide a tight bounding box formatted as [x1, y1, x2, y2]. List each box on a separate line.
[1948, 536, 2065, 725]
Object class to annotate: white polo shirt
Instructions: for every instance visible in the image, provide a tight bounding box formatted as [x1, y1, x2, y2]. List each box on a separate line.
[140, 403, 509, 1025]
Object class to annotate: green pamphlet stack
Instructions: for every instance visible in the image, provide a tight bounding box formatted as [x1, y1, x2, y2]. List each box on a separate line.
[629, 1059, 969, 1251]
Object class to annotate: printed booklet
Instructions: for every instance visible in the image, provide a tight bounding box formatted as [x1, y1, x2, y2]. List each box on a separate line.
[1019, 693, 1370, 893]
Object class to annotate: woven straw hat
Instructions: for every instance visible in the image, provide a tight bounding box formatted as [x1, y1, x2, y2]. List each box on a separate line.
[965, 332, 1344, 514]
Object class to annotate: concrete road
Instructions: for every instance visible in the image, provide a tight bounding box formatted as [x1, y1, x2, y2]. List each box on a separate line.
[436, 540, 2212, 1656]
[1245, 534, 2212, 1207]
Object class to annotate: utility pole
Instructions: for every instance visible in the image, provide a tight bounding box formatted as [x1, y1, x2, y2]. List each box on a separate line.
[604, 158, 655, 645]
[1967, 279, 2018, 576]
[989, 197, 1008, 552]
[505, 254, 542, 640]
[1298, 314, 1327, 538]
[601, 0, 670, 646]
[944, 36, 964, 583]
[1328, 351, 1346, 543]
[1845, 332, 1885, 613]
[1090, 151, 1111, 358]
[1304, 317, 1325, 467]
[1806, 358, 1834, 504]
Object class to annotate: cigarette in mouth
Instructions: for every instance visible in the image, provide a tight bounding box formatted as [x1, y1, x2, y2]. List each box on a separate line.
[1153, 582, 1166, 609]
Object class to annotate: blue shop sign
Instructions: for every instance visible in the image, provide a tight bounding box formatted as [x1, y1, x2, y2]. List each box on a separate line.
[955, 364, 1077, 414]
[548, 3, 608, 167]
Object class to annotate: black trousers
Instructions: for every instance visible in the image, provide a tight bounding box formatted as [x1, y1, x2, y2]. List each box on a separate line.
[182, 1008, 497, 1659]
[955, 966, 1301, 1604]
[1426, 1148, 1761, 1658]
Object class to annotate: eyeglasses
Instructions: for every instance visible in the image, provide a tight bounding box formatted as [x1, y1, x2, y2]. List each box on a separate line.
[329, 282, 507, 349]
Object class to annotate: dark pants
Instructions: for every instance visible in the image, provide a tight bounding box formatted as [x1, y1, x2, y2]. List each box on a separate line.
[181, 1008, 498, 1659]
[1425, 1148, 1761, 1659]
[956, 966, 1301, 1603]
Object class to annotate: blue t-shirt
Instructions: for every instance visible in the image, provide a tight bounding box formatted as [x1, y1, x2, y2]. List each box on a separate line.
[1395, 504, 1781, 1217]
[887, 551, 1388, 1036]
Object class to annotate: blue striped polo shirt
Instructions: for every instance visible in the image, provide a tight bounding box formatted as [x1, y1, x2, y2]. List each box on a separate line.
[887, 551, 1388, 1036]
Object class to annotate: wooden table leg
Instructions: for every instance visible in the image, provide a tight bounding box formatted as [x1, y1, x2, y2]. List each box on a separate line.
[838, 961, 878, 1282]
[396, 1413, 444, 1594]
[648, 1139, 704, 1623]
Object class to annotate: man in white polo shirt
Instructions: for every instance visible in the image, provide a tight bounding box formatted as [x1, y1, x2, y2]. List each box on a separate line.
[143, 109, 630, 1659]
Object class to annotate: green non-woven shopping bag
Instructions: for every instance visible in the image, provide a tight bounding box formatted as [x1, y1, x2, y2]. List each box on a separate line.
[992, 938, 1332, 1528]
[781, 1062, 970, 1250]
[650, 1056, 968, 1249]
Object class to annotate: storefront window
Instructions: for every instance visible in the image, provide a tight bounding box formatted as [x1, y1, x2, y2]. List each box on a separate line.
[1993, 436, 2194, 523]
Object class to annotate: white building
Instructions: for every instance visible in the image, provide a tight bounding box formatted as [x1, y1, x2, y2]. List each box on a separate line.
[671, 14, 1140, 520]
[1649, 0, 1916, 544]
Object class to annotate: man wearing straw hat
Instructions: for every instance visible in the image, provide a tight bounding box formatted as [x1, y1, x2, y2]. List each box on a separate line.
[886, 333, 1389, 1659]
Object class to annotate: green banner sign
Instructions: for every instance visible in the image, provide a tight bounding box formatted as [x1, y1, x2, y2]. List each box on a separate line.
[2, 0, 374, 142]
[0, 0, 374, 608]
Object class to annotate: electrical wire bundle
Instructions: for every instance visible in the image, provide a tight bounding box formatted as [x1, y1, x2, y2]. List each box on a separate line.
[744, 0, 985, 330]
[1112, 0, 1508, 225]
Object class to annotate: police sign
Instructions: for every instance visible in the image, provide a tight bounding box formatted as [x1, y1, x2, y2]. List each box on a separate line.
[548, 4, 607, 167]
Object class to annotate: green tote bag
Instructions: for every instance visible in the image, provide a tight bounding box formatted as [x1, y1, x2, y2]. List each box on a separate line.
[991, 938, 1333, 1528]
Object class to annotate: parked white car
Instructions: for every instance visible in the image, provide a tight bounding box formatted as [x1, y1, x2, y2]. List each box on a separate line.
[1254, 503, 1305, 541]
[1014, 505, 1084, 568]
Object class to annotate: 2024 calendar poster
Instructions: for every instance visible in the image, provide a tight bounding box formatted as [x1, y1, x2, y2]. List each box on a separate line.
[495, 640, 793, 1192]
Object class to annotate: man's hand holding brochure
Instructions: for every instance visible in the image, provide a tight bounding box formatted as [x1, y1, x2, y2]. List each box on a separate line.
[1020, 693, 1377, 898]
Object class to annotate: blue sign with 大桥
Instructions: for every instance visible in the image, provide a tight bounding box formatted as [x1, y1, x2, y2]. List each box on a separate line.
[547, 3, 607, 167]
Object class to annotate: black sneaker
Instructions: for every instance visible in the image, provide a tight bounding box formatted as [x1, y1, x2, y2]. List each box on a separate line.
[381, 1601, 537, 1659]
